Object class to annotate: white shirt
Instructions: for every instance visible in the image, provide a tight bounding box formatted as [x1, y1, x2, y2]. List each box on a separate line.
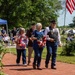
[3, 36, 10, 41]
[44, 27, 61, 44]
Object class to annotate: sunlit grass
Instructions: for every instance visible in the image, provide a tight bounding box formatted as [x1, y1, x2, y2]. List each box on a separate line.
[0, 71, 5, 75]
[7, 47, 75, 64]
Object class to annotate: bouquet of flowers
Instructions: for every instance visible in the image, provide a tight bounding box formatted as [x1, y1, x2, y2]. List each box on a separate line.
[37, 36, 46, 47]
[18, 35, 27, 48]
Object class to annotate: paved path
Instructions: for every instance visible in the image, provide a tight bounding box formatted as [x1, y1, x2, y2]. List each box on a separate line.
[2, 53, 75, 75]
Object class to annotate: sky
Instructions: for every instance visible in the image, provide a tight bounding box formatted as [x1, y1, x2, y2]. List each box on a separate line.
[58, 10, 75, 26]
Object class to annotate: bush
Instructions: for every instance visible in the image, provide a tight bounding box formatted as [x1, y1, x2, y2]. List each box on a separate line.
[61, 39, 75, 56]
[61, 35, 67, 44]
[0, 41, 7, 70]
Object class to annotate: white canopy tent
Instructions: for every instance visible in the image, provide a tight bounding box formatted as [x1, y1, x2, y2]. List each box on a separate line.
[65, 29, 75, 34]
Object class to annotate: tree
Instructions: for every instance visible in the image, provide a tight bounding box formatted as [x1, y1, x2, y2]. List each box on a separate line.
[69, 17, 75, 27]
[0, 0, 62, 28]
[0, 0, 30, 28]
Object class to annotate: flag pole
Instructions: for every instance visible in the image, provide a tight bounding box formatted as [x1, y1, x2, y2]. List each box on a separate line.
[64, 0, 67, 27]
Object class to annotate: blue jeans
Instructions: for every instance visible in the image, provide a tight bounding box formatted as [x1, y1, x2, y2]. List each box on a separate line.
[16, 49, 26, 64]
[45, 41, 58, 66]
[33, 47, 43, 67]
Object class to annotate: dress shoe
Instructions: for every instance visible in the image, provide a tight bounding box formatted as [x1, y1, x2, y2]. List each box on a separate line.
[51, 66, 56, 70]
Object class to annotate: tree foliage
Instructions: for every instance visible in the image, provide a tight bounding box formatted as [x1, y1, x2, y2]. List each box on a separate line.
[69, 17, 75, 27]
[0, 0, 62, 28]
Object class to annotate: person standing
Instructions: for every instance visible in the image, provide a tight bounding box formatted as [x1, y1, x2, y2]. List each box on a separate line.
[11, 27, 17, 45]
[15, 28, 28, 66]
[11, 27, 17, 37]
[44, 20, 61, 69]
[1, 27, 6, 36]
[26, 23, 36, 65]
[32, 23, 45, 70]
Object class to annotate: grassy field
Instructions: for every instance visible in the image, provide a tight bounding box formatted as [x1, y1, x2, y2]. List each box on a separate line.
[7, 47, 75, 64]
[0, 71, 5, 75]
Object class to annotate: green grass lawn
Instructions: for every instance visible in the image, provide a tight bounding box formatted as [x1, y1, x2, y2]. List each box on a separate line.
[0, 71, 6, 75]
[7, 47, 75, 64]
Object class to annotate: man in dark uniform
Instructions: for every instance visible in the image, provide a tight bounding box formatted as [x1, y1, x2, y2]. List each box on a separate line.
[44, 20, 61, 69]
[26, 23, 36, 65]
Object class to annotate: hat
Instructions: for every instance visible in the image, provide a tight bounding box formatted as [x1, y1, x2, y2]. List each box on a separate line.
[50, 20, 56, 24]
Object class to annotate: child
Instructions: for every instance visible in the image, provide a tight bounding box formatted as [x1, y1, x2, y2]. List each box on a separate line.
[15, 28, 28, 66]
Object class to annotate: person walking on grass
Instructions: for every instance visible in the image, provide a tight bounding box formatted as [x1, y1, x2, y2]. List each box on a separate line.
[44, 20, 62, 69]
[15, 28, 28, 66]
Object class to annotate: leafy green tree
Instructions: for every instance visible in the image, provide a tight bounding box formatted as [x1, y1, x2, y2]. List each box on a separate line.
[69, 17, 75, 27]
[0, 0, 62, 28]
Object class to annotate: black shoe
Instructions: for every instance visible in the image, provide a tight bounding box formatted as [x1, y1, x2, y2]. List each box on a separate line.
[51, 66, 56, 70]
[33, 64, 36, 69]
[37, 67, 42, 70]
[45, 64, 48, 68]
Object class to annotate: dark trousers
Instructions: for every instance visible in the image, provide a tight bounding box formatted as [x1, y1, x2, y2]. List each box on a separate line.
[45, 42, 58, 67]
[16, 49, 26, 64]
[33, 47, 43, 67]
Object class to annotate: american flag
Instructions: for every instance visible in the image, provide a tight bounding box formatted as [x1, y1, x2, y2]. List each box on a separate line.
[66, 0, 75, 14]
